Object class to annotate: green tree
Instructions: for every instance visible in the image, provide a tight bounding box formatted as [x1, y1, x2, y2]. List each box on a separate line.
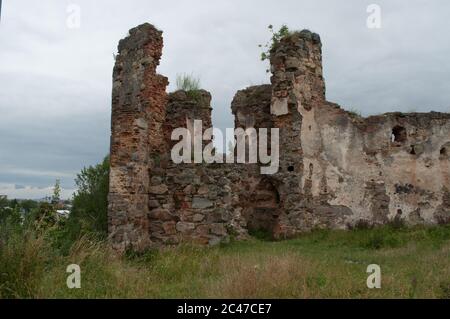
[51, 179, 61, 205]
[0, 207, 14, 225]
[19, 199, 38, 214]
[68, 156, 110, 239]
[30, 202, 58, 231]
[0, 195, 8, 210]
[21, 180, 61, 232]
[0, 196, 6, 204]
[0, 197, 21, 226]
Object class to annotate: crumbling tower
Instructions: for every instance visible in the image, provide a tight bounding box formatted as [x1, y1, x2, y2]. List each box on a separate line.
[270, 30, 325, 114]
[230, 31, 327, 238]
[108, 23, 169, 251]
[268, 30, 326, 237]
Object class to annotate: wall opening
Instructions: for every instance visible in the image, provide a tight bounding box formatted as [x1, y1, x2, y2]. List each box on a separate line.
[440, 143, 450, 159]
[244, 179, 280, 240]
[391, 126, 407, 143]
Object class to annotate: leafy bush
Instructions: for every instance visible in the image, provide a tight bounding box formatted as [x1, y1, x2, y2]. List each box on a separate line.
[28, 202, 59, 232]
[72, 156, 109, 234]
[56, 156, 110, 253]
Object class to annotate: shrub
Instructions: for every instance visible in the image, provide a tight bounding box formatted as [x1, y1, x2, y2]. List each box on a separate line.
[69, 156, 110, 239]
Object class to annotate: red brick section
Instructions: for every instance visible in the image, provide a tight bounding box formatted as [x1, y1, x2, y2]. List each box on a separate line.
[109, 23, 168, 252]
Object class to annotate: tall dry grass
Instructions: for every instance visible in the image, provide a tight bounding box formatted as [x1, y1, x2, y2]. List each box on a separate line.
[1, 224, 449, 299]
[0, 227, 50, 298]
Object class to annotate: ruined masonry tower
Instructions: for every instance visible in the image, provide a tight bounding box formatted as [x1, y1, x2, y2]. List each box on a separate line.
[109, 24, 169, 250]
[108, 23, 450, 252]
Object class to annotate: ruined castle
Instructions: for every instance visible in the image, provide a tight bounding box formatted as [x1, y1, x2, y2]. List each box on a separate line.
[108, 23, 450, 251]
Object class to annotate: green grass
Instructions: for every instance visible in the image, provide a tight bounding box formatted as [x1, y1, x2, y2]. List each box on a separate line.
[1, 225, 450, 298]
[175, 73, 203, 101]
[175, 73, 200, 92]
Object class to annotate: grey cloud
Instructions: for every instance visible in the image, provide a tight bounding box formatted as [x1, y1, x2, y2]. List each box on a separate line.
[0, 0, 449, 198]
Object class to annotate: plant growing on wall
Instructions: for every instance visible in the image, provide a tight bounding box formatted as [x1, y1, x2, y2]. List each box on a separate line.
[259, 24, 291, 72]
[176, 73, 201, 92]
[176, 73, 203, 101]
[347, 107, 362, 118]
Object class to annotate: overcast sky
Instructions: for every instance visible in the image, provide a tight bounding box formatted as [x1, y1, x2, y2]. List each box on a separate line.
[0, 0, 449, 199]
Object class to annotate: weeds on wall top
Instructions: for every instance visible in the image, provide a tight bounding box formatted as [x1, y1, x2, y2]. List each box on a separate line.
[176, 73, 203, 101]
[259, 24, 291, 72]
[176, 73, 201, 92]
[347, 107, 363, 118]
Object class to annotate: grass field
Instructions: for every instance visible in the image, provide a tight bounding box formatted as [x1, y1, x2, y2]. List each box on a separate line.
[1, 224, 450, 299]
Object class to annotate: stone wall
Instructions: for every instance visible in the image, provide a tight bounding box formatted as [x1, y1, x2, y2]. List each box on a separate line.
[108, 23, 450, 251]
[146, 89, 254, 246]
[164, 89, 212, 149]
[301, 108, 450, 228]
[261, 30, 450, 232]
